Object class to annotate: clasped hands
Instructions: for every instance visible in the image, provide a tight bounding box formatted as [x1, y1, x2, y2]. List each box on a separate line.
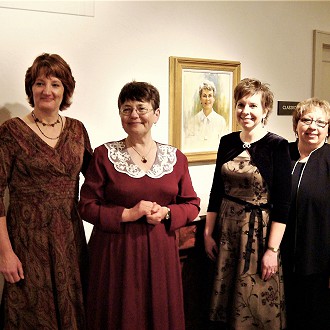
[122, 200, 168, 225]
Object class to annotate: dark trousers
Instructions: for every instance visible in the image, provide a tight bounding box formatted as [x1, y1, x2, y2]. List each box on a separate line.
[284, 272, 330, 330]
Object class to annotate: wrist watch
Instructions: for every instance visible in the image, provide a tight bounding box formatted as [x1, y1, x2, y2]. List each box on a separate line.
[268, 246, 279, 253]
[165, 207, 171, 220]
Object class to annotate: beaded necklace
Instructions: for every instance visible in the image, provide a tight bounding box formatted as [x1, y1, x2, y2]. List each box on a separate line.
[31, 111, 63, 140]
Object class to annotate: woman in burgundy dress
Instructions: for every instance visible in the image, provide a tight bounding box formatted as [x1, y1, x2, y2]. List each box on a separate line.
[78, 81, 200, 330]
[0, 53, 92, 329]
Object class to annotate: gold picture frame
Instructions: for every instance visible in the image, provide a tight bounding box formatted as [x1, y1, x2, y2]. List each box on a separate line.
[169, 56, 241, 164]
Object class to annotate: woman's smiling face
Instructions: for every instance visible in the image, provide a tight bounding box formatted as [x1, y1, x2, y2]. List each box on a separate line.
[200, 88, 215, 112]
[119, 100, 159, 137]
[236, 92, 266, 131]
[296, 106, 329, 149]
[32, 74, 64, 112]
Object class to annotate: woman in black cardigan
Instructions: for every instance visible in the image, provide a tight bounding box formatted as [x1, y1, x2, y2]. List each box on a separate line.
[204, 78, 291, 329]
[282, 98, 330, 330]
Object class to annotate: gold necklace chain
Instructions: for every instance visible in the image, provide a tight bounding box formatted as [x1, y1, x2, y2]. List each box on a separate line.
[127, 138, 154, 163]
[32, 111, 63, 140]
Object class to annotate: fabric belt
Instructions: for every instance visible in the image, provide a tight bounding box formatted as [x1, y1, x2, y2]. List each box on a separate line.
[223, 194, 272, 274]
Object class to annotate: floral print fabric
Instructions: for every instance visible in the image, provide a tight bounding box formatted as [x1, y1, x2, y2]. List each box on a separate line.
[209, 153, 286, 329]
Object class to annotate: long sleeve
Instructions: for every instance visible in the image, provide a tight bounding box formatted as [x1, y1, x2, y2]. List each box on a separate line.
[267, 137, 292, 223]
[78, 143, 200, 233]
[0, 122, 16, 217]
[207, 141, 225, 213]
[207, 132, 243, 212]
[81, 123, 93, 176]
[167, 150, 200, 231]
[0, 148, 9, 217]
[250, 133, 292, 224]
[78, 146, 125, 233]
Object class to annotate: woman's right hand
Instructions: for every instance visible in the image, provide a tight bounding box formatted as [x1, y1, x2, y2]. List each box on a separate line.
[0, 250, 24, 283]
[204, 235, 218, 261]
[122, 200, 155, 222]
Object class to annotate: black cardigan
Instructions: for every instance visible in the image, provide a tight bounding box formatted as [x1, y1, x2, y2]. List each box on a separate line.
[284, 142, 330, 275]
[207, 131, 292, 224]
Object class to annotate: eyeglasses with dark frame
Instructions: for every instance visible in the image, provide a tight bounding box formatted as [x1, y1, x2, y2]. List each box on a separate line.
[120, 106, 154, 116]
[299, 118, 329, 128]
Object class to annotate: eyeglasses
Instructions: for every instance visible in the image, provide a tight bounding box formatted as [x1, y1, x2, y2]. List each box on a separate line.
[120, 106, 154, 116]
[299, 118, 329, 128]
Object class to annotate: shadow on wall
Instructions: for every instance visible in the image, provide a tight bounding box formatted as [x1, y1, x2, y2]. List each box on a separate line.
[0, 103, 30, 125]
[0, 103, 29, 305]
[0, 103, 29, 211]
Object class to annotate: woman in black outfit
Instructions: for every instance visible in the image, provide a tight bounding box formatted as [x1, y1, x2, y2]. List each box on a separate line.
[282, 97, 330, 330]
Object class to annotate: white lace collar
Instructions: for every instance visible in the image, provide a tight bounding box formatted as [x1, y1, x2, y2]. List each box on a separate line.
[104, 140, 177, 178]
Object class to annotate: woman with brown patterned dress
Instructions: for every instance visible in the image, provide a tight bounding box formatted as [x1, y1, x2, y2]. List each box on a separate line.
[204, 78, 291, 329]
[0, 53, 92, 329]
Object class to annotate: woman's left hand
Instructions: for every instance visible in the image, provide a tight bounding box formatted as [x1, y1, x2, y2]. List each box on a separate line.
[261, 249, 278, 281]
[146, 203, 166, 225]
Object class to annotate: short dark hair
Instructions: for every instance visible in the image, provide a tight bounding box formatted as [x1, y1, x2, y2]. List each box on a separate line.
[234, 78, 274, 124]
[25, 53, 76, 110]
[118, 81, 160, 110]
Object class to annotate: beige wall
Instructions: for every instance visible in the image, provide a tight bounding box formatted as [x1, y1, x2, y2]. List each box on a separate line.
[0, 1, 330, 296]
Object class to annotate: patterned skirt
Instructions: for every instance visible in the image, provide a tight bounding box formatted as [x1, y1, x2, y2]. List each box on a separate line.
[209, 155, 286, 329]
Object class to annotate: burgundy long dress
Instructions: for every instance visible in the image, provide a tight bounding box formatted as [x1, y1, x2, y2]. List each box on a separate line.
[0, 117, 92, 329]
[78, 140, 200, 330]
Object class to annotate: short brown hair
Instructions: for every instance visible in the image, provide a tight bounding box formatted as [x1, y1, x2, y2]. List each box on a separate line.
[118, 81, 160, 110]
[292, 97, 330, 134]
[25, 53, 76, 110]
[234, 78, 274, 124]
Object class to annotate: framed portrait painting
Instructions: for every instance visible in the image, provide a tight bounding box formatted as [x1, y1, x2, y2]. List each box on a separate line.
[169, 56, 241, 164]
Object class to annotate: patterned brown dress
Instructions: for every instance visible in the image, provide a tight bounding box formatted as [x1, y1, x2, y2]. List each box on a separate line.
[209, 152, 286, 329]
[0, 117, 92, 329]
